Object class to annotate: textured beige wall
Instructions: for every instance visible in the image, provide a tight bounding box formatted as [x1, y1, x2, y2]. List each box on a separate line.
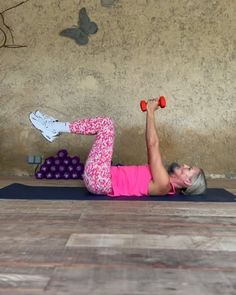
[0, 0, 235, 177]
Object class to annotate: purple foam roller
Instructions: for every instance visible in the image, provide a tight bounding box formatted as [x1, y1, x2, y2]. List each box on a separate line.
[45, 157, 54, 166]
[63, 156, 71, 166]
[45, 172, 54, 179]
[63, 171, 71, 179]
[54, 172, 62, 179]
[75, 163, 84, 173]
[58, 165, 66, 173]
[67, 165, 74, 172]
[35, 171, 45, 179]
[71, 171, 79, 179]
[54, 157, 62, 166]
[50, 165, 58, 173]
[71, 156, 80, 166]
[40, 164, 48, 173]
[57, 149, 68, 159]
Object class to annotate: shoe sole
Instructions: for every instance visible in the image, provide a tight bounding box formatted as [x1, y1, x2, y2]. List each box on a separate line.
[29, 113, 57, 142]
[42, 132, 58, 142]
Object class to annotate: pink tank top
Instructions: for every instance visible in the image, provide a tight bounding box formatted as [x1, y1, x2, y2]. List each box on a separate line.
[109, 165, 152, 197]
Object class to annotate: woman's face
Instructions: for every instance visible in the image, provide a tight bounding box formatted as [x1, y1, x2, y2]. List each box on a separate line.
[169, 163, 200, 187]
[175, 164, 200, 178]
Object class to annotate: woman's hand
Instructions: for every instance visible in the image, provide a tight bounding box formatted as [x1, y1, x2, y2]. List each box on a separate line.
[146, 99, 159, 113]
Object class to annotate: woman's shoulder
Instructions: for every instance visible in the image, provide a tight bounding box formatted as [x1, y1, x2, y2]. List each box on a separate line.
[148, 181, 172, 196]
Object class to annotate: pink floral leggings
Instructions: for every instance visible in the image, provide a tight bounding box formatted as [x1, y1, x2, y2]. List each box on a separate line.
[69, 117, 114, 195]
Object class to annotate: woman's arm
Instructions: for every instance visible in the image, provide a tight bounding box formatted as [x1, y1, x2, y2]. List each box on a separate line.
[146, 100, 170, 195]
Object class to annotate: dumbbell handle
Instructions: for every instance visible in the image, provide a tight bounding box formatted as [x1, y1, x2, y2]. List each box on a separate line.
[140, 96, 166, 112]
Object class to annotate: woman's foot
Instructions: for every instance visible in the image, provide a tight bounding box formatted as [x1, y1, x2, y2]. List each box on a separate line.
[29, 111, 59, 142]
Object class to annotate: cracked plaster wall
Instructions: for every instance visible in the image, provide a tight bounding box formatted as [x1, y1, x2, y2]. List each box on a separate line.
[0, 0, 235, 177]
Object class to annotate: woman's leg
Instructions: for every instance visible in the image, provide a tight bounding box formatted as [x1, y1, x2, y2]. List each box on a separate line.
[29, 112, 114, 194]
[69, 116, 115, 195]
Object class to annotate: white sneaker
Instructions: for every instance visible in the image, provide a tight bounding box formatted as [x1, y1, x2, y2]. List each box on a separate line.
[29, 112, 59, 142]
[33, 110, 58, 122]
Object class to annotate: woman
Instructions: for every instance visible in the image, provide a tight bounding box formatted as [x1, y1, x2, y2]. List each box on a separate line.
[29, 100, 207, 196]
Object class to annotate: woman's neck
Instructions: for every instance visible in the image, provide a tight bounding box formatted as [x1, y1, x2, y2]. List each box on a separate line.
[169, 176, 184, 189]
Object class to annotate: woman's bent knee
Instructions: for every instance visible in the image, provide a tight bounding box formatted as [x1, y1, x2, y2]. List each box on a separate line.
[103, 117, 114, 128]
[83, 173, 112, 195]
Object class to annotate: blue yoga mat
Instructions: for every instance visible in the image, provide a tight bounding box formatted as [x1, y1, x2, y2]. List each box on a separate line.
[0, 183, 235, 202]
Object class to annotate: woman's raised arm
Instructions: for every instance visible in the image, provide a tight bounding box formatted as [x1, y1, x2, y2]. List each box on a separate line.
[146, 100, 170, 195]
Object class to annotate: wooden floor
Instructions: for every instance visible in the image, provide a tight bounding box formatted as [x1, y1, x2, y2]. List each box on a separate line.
[0, 177, 236, 295]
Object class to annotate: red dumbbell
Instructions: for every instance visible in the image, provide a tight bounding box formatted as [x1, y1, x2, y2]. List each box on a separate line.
[140, 96, 166, 112]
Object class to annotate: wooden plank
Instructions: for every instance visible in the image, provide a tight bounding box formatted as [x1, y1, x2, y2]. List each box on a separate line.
[1, 248, 236, 272]
[80, 202, 236, 217]
[0, 273, 49, 289]
[66, 213, 236, 236]
[0, 249, 235, 271]
[0, 200, 86, 215]
[1, 200, 236, 217]
[47, 266, 236, 295]
[0, 290, 51, 295]
[66, 233, 236, 251]
[5, 204, 236, 220]
[1, 214, 235, 237]
[0, 236, 67, 252]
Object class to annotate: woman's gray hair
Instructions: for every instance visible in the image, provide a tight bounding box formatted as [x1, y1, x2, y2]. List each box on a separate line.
[183, 169, 207, 195]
